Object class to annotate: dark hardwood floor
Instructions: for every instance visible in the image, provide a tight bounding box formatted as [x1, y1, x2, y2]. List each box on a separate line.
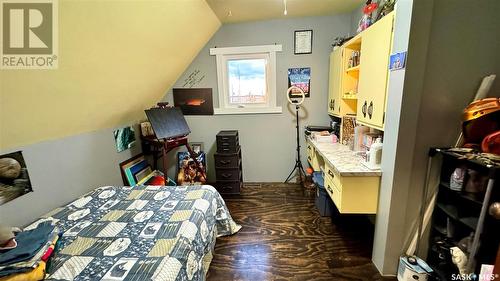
[207, 183, 396, 281]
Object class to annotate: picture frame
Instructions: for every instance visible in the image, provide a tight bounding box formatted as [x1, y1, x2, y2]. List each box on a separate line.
[133, 165, 152, 183]
[113, 126, 136, 153]
[189, 142, 204, 155]
[119, 153, 148, 186]
[294, 30, 313, 55]
[176, 151, 207, 185]
[288, 67, 311, 98]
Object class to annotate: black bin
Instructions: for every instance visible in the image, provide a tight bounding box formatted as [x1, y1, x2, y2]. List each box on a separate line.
[313, 172, 333, 217]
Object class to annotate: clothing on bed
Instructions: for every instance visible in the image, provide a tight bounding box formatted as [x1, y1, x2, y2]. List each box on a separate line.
[0, 222, 59, 279]
[25, 185, 240, 281]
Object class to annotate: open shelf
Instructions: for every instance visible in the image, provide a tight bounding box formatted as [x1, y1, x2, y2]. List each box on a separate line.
[342, 93, 357, 100]
[439, 181, 484, 206]
[346, 65, 360, 74]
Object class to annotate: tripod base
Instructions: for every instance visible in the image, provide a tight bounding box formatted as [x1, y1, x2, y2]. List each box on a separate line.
[284, 159, 306, 184]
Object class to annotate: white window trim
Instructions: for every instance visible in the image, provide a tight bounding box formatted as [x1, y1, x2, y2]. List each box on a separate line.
[210, 44, 283, 115]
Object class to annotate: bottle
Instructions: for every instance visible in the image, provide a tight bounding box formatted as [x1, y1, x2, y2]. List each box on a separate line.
[369, 138, 383, 167]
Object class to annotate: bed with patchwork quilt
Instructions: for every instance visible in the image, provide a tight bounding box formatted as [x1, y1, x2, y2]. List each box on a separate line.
[24, 185, 240, 281]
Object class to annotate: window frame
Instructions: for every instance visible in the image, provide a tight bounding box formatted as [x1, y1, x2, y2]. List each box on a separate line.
[210, 45, 282, 115]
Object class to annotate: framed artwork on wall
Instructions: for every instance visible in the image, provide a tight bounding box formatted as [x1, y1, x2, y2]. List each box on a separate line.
[0, 151, 32, 205]
[288, 67, 311, 97]
[294, 30, 313, 55]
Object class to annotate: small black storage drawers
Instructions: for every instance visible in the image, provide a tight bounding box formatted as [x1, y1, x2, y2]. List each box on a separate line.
[216, 181, 242, 194]
[214, 147, 241, 168]
[216, 168, 241, 181]
[216, 130, 239, 153]
[214, 130, 242, 195]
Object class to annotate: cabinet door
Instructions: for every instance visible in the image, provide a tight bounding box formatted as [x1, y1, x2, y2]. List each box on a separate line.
[356, 13, 394, 128]
[328, 48, 343, 116]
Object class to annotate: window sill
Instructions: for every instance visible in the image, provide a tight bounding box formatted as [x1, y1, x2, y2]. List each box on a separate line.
[214, 107, 282, 115]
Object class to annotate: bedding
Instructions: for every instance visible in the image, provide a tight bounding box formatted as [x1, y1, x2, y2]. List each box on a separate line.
[25, 185, 240, 281]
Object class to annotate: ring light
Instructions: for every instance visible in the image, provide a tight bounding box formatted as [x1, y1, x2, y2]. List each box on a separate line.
[286, 86, 305, 105]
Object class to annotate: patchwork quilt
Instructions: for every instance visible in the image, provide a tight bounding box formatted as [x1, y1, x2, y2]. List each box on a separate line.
[24, 185, 240, 281]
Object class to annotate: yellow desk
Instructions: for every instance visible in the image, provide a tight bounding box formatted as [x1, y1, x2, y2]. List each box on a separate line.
[307, 138, 381, 214]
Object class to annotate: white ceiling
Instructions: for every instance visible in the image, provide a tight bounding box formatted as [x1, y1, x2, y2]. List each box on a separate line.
[206, 0, 364, 23]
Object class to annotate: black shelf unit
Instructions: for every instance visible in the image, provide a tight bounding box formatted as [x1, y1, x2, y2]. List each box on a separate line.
[426, 148, 500, 280]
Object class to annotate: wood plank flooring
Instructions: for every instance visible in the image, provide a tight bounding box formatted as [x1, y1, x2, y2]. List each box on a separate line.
[207, 183, 395, 281]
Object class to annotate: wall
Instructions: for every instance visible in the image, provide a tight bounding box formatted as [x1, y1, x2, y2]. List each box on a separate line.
[0, 0, 220, 150]
[0, 126, 141, 227]
[164, 15, 352, 182]
[0, 0, 220, 227]
[373, 0, 500, 275]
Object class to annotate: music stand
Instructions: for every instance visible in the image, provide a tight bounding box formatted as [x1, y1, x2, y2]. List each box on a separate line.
[144, 103, 206, 182]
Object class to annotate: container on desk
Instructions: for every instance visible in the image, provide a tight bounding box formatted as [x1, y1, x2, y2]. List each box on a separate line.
[313, 172, 333, 216]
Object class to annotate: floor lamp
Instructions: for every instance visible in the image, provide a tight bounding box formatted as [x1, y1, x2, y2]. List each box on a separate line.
[284, 86, 306, 184]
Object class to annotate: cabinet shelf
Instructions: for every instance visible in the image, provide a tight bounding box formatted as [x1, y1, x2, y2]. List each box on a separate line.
[346, 65, 360, 73]
[439, 182, 484, 206]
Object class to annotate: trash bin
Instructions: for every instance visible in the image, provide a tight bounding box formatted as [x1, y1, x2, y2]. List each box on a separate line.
[313, 172, 333, 216]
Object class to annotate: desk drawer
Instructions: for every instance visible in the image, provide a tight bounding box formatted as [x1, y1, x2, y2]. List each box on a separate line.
[325, 163, 342, 190]
[325, 177, 341, 210]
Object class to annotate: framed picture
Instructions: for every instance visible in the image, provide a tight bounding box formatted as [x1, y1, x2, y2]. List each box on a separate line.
[288, 67, 311, 97]
[0, 151, 33, 206]
[119, 154, 148, 186]
[294, 30, 313, 55]
[176, 152, 206, 185]
[189, 142, 204, 155]
[134, 165, 152, 183]
[113, 126, 136, 152]
[173, 88, 214, 115]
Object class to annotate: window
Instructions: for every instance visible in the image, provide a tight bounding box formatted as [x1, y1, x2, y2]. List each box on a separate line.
[210, 45, 282, 114]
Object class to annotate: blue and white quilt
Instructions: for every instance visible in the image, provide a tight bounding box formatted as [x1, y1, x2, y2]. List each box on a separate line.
[25, 185, 241, 281]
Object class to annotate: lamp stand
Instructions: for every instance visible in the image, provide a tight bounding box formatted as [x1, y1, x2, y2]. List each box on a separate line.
[285, 104, 306, 184]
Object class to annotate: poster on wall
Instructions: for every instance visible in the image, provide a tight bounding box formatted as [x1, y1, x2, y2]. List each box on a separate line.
[288, 67, 311, 97]
[114, 126, 136, 152]
[173, 88, 214, 115]
[0, 151, 33, 205]
[176, 152, 206, 185]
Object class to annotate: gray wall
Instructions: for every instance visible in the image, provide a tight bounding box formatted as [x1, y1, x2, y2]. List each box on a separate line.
[164, 15, 352, 182]
[0, 126, 142, 227]
[373, 0, 499, 275]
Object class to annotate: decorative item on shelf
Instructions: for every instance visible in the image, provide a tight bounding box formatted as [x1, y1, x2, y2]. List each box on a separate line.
[332, 36, 352, 48]
[341, 115, 356, 145]
[357, 0, 378, 33]
[287, 67, 311, 98]
[140, 121, 155, 137]
[462, 97, 500, 147]
[294, 30, 313, 55]
[449, 167, 466, 191]
[375, 0, 396, 21]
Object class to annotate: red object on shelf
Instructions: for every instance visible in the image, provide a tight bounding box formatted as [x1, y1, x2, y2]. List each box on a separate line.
[481, 130, 500, 155]
[363, 3, 378, 14]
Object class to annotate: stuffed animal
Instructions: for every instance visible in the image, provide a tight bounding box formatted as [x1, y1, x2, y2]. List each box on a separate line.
[0, 224, 17, 250]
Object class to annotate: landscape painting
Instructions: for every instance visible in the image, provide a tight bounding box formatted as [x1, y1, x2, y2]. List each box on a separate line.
[0, 151, 33, 205]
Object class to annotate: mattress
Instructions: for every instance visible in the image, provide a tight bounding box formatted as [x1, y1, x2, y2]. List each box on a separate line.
[24, 185, 240, 281]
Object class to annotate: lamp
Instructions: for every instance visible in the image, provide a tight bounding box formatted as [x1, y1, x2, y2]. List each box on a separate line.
[284, 86, 306, 184]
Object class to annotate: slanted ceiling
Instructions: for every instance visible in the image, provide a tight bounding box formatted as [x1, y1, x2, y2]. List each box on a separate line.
[0, 0, 220, 150]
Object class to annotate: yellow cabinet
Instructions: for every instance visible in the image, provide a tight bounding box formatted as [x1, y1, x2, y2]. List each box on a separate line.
[328, 47, 342, 116]
[356, 12, 394, 130]
[328, 46, 358, 117]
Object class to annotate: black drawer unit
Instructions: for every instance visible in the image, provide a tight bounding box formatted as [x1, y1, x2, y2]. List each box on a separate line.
[215, 130, 242, 195]
[216, 130, 239, 153]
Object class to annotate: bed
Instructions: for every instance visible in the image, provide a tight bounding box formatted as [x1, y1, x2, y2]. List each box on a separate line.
[24, 185, 240, 281]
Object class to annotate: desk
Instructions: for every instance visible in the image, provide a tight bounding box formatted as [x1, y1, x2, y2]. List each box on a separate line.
[306, 137, 381, 214]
